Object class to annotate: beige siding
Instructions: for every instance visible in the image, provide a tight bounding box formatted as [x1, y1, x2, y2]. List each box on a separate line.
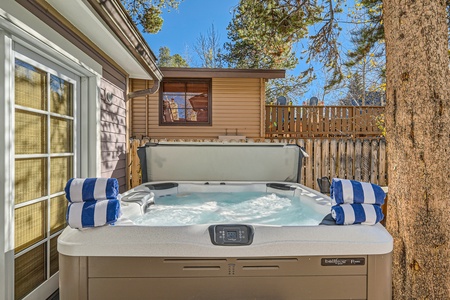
[100, 78, 127, 192]
[130, 78, 264, 139]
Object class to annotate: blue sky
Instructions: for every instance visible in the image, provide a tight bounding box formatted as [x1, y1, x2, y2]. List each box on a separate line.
[144, 0, 239, 64]
[143, 0, 359, 104]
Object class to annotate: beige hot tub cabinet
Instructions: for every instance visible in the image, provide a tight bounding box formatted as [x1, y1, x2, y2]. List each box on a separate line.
[59, 223, 392, 300]
[58, 143, 393, 299]
[60, 253, 391, 300]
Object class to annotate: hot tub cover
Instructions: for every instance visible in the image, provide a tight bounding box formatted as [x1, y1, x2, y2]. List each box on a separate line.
[137, 142, 306, 183]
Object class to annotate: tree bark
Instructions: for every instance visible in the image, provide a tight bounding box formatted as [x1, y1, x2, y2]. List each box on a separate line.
[384, 0, 450, 298]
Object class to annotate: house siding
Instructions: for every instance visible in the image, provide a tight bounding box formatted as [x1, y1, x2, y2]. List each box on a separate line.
[100, 78, 127, 192]
[130, 78, 264, 139]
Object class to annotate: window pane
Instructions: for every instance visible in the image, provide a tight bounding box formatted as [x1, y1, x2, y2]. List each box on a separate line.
[14, 202, 47, 253]
[15, 243, 47, 300]
[188, 93, 209, 122]
[50, 117, 73, 153]
[15, 110, 47, 154]
[15, 158, 47, 204]
[14, 59, 47, 111]
[50, 74, 73, 116]
[50, 156, 72, 194]
[162, 83, 185, 124]
[50, 236, 59, 277]
[50, 195, 67, 234]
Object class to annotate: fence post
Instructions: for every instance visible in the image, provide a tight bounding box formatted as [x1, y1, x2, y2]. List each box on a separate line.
[130, 139, 141, 188]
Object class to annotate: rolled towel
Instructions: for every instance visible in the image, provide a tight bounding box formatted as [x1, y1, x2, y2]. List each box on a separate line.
[330, 178, 385, 205]
[66, 199, 121, 229]
[331, 204, 384, 225]
[65, 178, 119, 203]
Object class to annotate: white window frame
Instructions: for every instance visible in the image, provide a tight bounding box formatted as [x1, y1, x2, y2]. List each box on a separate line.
[0, 23, 102, 300]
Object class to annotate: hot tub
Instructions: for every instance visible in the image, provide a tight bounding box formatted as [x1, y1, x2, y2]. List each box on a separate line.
[58, 143, 392, 300]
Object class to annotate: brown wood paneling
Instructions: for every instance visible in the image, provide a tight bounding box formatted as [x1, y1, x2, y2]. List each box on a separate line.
[130, 78, 264, 139]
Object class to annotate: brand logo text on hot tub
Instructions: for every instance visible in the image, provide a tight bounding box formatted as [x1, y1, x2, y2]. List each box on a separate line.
[321, 258, 365, 266]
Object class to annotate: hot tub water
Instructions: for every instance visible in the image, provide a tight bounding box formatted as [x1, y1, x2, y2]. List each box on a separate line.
[130, 191, 326, 226]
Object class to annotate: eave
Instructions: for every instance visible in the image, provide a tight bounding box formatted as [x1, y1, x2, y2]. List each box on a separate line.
[160, 67, 286, 79]
[47, 0, 162, 81]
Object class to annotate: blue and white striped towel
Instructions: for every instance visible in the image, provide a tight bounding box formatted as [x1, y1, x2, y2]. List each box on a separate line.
[330, 178, 385, 205]
[66, 199, 121, 229]
[331, 204, 384, 225]
[65, 178, 119, 203]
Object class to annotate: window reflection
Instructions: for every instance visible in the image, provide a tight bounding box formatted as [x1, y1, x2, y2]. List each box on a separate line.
[161, 80, 211, 125]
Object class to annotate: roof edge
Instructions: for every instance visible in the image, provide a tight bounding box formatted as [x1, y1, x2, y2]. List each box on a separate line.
[160, 67, 286, 79]
[85, 0, 163, 80]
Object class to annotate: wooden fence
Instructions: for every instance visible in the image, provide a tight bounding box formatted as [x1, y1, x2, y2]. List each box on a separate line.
[297, 138, 387, 191]
[265, 105, 384, 138]
[128, 138, 387, 192]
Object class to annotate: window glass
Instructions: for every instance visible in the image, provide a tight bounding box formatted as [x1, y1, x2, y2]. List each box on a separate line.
[50, 74, 73, 116]
[14, 244, 46, 300]
[161, 80, 211, 125]
[14, 60, 47, 111]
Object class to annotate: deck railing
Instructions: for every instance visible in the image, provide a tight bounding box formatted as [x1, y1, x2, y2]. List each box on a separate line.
[265, 105, 384, 138]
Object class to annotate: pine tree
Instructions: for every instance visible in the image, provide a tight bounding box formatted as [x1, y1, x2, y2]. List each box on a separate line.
[157, 46, 188, 67]
[384, 0, 450, 297]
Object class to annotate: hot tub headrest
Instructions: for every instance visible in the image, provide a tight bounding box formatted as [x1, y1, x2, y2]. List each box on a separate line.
[137, 142, 306, 183]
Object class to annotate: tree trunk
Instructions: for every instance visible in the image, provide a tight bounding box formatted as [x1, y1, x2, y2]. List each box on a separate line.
[384, 0, 450, 298]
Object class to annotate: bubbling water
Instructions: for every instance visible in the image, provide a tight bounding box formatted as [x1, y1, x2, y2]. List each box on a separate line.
[131, 192, 326, 226]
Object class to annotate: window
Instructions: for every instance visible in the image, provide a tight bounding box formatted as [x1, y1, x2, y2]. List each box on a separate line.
[160, 79, 211, 125]
[13, 55, 77, 300]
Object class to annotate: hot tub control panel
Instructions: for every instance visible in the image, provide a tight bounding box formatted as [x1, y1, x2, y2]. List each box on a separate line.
[209, 225, 254, 246]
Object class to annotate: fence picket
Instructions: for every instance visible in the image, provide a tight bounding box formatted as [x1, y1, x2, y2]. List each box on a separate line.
[304, 139, 313, 188]
[371, 140, 379, 184]
[338, 139, 346, 178]
[346, 140, 354, 180]
[297, 139, 305, 184]
[321, 139, 330, 180]
[362, 139, 371, 182]
[330, 139, 338, 179]
[130, 139, 141, 188]
[355, 140, 362, 181]
[379, 139, 387, 186]
[314, 139, 322, 190]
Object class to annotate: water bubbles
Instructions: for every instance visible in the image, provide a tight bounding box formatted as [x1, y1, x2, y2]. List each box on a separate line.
[131, 192, 326, 226]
